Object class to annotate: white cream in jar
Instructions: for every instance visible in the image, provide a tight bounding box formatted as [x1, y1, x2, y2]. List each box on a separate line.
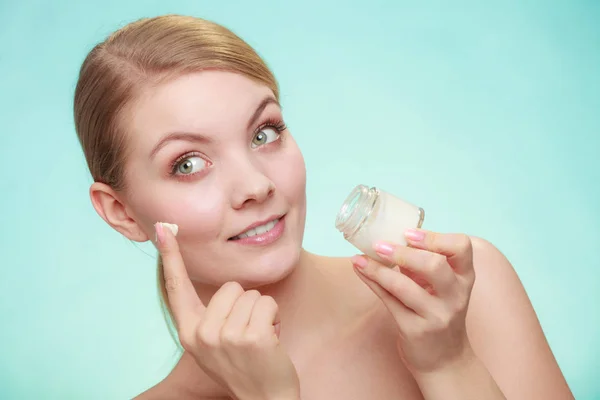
[335, 184, 424, 263]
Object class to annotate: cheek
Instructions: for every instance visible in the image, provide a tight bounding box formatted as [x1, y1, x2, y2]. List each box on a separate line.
[126, 177, 227, 242]
[167, 186, 227, 240]
[271, 141, 307, 203]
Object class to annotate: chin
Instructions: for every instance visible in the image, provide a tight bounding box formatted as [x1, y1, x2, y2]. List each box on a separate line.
[236, 243, 301, 289]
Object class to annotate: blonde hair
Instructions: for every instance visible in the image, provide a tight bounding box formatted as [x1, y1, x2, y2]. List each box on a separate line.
[73, 14, 279, 340]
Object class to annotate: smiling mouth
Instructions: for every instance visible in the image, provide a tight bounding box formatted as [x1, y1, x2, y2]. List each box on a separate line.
[229, 217, 282, 240]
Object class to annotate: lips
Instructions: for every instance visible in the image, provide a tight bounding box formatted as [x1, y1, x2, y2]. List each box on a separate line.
[229, 214, 285, 240]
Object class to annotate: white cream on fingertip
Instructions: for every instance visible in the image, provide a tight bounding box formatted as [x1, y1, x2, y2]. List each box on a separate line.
[159, 222, 179, 237]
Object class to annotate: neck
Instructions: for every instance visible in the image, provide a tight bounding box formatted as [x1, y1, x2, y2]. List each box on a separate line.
[170, 250, 350, 398]
[191, 249, 338, 336]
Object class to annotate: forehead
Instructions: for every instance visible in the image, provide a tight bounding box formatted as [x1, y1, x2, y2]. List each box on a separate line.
[126, 71, 275, 141]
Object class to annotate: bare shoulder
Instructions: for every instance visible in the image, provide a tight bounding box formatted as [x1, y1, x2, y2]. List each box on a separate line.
[133, 353, 227, 400]
[133, 376, 189, 400]
[317, 254, 382, 314]
[465, 236, 574, 399]
[134, 376, 225, 400]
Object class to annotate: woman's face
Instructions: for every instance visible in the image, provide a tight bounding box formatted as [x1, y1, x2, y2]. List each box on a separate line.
[121, 71, 307, 287]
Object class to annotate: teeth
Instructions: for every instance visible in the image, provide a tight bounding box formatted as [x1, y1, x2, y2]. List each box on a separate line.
[232, 219, 279, 240]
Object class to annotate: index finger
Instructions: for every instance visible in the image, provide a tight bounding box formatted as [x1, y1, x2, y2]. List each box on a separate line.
[404, 229, 474, 275]
[155, 222, 205, 329]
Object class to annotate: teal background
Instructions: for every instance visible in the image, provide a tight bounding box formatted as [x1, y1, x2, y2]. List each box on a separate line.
[1, 0, 598, 398]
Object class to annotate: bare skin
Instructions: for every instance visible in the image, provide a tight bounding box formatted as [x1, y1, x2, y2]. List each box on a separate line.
[88, 71, 572, 400]
[138, 240, 572, 400]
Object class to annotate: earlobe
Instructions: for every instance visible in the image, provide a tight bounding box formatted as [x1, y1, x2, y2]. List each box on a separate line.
[89, 182, 149, 242]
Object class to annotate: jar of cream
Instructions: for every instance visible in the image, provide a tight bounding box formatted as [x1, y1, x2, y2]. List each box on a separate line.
[335, 184, 424, 263]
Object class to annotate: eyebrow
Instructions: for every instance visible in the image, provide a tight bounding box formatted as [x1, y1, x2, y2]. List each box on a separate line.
[149, 132, 210, 159]
[246, 96, 279, 130]
[149, 95, 280, 159]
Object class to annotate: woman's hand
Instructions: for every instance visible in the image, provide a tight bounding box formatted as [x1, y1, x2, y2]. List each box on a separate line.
[154, 222, 300, 400]
[351, 228, 477, 376]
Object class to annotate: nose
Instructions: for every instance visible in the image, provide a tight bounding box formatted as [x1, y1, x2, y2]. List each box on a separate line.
[229, 160, 275, 210]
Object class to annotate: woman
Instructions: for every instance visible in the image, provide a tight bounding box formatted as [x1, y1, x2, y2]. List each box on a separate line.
[74, 14, 573, 400]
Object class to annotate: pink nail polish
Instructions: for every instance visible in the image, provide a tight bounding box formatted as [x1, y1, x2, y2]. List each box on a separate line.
[405, 228, 425, 242]
[374, 242, 395, 256]
[351, 255, 368, 269]
[274, 322, 281, 338]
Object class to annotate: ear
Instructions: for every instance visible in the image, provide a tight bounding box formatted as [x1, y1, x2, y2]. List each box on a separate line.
[90, 182, 150, 242]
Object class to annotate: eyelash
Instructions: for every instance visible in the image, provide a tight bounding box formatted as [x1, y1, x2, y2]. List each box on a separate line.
[255, 118, 287, 136]
[168, 118, 287, 177]
[169, 151, 202, 176]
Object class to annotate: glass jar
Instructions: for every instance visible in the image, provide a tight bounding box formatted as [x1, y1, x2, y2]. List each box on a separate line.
[335, 184, 424, 263]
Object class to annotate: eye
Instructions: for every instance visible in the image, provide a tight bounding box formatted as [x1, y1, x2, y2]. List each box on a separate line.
[251, 127, 280, 149]
[174, 156, 207, 175]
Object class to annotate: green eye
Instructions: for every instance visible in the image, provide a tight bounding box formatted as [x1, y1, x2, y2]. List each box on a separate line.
[251, 128, 280, 148]
[176, 156, 205, 175]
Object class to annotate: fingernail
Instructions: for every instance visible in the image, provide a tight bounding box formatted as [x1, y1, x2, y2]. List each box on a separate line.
[274, 322, 281, 338]
[405, 228, 425, 242]
[155, 222, 165, 244]
[162, 222, 179, 237]
[374, 241, 395, 256]
[351, 255, 368, 269]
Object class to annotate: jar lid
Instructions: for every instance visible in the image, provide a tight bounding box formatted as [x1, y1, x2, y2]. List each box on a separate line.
[335, 185, 379, 239]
